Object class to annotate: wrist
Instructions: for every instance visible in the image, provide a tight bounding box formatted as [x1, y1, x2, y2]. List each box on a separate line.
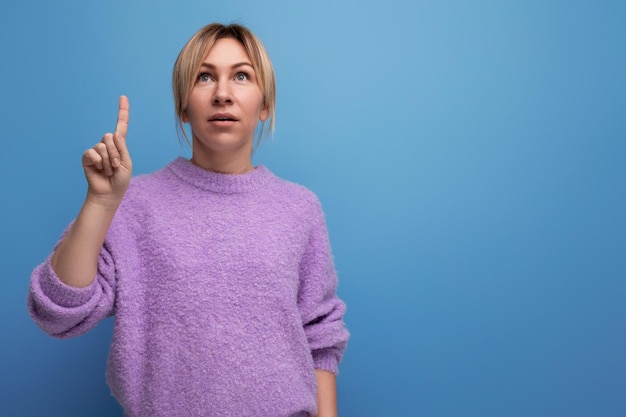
[84, 192, 123, 211]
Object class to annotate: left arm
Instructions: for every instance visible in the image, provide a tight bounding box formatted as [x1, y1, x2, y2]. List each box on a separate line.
[316, 369, 338, 417]
[297, 195, 349, 415]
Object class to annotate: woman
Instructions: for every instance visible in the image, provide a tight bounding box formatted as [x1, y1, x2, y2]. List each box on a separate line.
[28, 23, 349, 417]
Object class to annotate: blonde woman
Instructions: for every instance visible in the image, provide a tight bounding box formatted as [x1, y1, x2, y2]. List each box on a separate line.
[28, 23, 349, 417]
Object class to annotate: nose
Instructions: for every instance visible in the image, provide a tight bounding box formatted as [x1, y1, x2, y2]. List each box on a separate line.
[212, 79, 232, 105]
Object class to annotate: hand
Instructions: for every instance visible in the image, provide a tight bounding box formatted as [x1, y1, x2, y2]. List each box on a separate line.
[82, 95, 132, 207]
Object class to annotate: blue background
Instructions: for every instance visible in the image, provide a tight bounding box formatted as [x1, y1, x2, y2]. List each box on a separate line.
[2, 0, 625, 416]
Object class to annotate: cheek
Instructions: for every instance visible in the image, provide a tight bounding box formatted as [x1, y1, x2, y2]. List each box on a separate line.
[185, 96, 202, 119]
[247, 93, 266, 117]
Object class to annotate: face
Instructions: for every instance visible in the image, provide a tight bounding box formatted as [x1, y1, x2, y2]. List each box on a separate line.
[183, 37, 269, 165]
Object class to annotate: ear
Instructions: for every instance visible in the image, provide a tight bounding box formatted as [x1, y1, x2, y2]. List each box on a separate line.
[259, 104, 269, 122]
[181, 109, 189, 123]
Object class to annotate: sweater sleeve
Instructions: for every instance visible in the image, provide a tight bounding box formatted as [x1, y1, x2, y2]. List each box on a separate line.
[298, 198, 349, 374]
[27, 230, 117, 339]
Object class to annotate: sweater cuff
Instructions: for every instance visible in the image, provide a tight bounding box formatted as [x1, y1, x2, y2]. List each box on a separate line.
[312, 348, 340, 375]
[34, 257, 98, 308]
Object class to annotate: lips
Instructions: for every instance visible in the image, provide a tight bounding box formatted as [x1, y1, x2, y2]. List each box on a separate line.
[209, 113, 238, 122]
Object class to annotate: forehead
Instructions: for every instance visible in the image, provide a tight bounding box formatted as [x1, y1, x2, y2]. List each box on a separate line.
[203, 37, 251, 65]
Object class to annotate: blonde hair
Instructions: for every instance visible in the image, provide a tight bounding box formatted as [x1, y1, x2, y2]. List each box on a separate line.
[172, 23, 276, 146]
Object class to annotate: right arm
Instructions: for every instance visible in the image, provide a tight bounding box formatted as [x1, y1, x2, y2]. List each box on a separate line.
[51, 96, 132, 288]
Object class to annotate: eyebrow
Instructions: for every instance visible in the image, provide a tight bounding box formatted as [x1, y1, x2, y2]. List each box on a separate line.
[199, 62, 254, 70]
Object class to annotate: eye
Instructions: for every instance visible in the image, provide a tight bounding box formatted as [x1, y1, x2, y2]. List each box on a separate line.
[235, 72, 249, 81]
[197, 72, 212, 83]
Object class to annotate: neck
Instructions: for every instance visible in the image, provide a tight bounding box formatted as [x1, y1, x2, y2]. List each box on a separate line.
[190, 153, 254, 174]
[191, 143, 254, 174]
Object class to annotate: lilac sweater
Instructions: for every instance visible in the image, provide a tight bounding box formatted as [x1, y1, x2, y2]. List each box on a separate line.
[28, 158, 349, 417]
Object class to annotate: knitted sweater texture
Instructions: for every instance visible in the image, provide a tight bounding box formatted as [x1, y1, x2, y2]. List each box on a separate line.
[28, 158, 349, 417]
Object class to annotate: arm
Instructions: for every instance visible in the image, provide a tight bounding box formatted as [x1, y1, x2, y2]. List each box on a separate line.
[51, 96, 132, 288]
[316, 369, 338, 417]
[28, 96, 131, 338]
[298, 197, 349, 408]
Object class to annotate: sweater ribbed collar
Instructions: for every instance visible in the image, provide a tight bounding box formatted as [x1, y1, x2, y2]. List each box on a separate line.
[167, 157, 273, 194]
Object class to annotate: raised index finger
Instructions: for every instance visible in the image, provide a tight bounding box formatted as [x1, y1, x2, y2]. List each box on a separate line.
[115, 95, 130, 138]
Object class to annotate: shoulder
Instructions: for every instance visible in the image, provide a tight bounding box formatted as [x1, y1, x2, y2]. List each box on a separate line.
[122, 160, 182, 200]
[111, 160, 185, 223]
[269, 173, 319, 202]
[263, 168, 326, 221]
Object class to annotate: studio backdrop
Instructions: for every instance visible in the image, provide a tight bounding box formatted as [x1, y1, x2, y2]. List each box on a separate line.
[1, 1, 625, 416]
